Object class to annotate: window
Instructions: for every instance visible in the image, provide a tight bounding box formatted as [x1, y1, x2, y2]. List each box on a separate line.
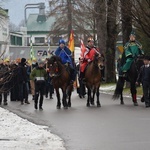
[35, 37, 45, 44]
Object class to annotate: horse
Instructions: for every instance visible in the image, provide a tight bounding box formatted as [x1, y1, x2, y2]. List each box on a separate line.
[113, 56, 144, 106]
[47, 55, 73, 109]
[84, 53, 104, 107]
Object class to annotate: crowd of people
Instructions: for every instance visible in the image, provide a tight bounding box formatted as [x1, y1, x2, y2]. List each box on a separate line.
[0, 57, 54, 110]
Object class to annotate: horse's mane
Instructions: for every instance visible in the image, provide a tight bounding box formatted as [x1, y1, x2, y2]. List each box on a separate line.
[48, 55, 62, 64]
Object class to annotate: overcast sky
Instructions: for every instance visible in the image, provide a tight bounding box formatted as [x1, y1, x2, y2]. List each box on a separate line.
[2, 0, 49, 25]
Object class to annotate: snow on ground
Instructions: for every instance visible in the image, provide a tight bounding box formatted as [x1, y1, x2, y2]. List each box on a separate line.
[0, 107, 66, 150]
[100, 85, 116, 91]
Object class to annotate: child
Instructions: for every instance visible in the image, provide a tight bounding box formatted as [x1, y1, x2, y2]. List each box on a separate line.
[136, 56, 150, 107]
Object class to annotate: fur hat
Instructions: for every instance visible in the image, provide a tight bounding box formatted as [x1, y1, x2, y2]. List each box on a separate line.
[130, 30, 136, 37]
[144, 55, 150, 61]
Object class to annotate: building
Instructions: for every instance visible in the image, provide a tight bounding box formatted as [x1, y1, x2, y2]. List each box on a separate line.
[0, 7, 9, 59]
[26, 14, 56, 46]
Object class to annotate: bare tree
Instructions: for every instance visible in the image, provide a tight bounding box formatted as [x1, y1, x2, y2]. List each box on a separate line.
[120, 0, 132, 45]
[132, 0, 150, 38]
[94, 0, 107, 54]
[48, 0, 98, 44]
[105, 0, 118, 82]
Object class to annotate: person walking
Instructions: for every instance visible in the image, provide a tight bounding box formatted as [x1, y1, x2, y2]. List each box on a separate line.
[136, 56, 150, 108]
[30, 60, 47, 110]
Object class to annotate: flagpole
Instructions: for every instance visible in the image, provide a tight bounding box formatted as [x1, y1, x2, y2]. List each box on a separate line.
[30, 35, 34, 70]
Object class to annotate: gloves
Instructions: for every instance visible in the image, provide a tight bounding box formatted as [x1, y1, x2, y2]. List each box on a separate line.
[87, 59, 91, 62]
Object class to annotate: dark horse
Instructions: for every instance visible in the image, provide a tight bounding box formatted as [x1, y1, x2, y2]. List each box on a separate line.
[84, 53, 104, 107]
[113, 56, 144, 106]
[47, 56, 73, 109]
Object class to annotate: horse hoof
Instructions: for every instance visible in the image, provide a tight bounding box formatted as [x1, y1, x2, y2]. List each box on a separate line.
[91, 101, 95, 105]
[64, 106, 68, 109]
[97, 103, 101, 107]
[86, 103, 90, 107]
[57, 105, 61, 109]
[134, 102, 138, 106]
[120, 101, 124, 105]
[68, 103, 71, 107]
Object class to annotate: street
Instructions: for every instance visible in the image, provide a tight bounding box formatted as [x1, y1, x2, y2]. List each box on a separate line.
[4, 91, 150, 150]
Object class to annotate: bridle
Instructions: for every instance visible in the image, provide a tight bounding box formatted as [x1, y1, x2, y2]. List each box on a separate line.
[93, 53, 104, 70]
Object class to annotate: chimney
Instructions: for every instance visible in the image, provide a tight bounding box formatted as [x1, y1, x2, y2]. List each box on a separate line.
[37, 3, 46, 22]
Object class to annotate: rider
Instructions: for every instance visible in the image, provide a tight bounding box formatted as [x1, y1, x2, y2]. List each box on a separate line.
[119, 30, 144, 77]
[54, 39, 76, 84]
[79, 37, 105, 82]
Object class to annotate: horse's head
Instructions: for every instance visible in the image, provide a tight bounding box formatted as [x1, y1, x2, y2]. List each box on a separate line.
[47, 56, 62, 77]
[94, 53, 104, 70]
[135, 55, 144, 71]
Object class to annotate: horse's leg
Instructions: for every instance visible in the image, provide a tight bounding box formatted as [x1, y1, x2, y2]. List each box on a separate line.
[130, 82, 138, 106]
[120, 78, 125, 105]
[87, 87, 91, 107]
[55, 88, 61, 109]
[91, 88, 96, 105]
[120, 92, 124, 105]
[96, 87, 101, 107]
[62, 88, 68, 109]
[67, 85, 73, 107]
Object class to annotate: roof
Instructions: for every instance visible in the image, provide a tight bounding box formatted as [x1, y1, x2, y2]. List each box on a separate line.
[0, 7, 8, 17]
[27, 14, 56, 32]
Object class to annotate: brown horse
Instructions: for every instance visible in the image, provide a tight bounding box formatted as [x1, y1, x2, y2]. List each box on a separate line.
[47, 56, 73, 109]
[84, 53, 104, 107]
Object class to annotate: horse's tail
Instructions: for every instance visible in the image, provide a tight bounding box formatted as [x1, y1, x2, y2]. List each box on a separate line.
[112, 77, 125, 100]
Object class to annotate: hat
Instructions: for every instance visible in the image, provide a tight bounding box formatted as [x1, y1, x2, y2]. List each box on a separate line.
[21, 58, 26, 63]
[16, 58, 21, 63]
[4, 58, 10, 63]
[59, 39, 65, 45]
[144, 55, 150, 60]
[32, 58, 37, 62]
[38, 60, 44, 65]
[130, 30, 136, 37]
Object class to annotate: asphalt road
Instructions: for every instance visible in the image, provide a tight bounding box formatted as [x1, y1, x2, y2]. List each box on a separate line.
[3, 91, 150, 150]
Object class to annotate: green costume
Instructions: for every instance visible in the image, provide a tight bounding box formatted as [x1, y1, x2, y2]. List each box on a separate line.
[120, 40, 144, 73]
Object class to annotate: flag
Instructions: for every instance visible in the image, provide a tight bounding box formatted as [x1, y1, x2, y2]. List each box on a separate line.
[68, 30, 74, 52]
[80, 39, 86, 58]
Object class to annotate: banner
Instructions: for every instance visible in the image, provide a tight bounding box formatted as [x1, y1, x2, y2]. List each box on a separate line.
[80, 39, 86, 58]
[68, 30, 74, 52]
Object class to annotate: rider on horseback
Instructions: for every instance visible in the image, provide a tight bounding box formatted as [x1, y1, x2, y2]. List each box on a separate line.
[79, 37, 105, 82]
[54, 39, 76, 84]
[119, 30, 144, 77]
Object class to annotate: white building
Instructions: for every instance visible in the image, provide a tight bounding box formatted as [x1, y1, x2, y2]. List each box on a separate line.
[0, 7, 9, 59]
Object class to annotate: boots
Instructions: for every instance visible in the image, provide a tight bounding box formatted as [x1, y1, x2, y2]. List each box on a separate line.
[32, 95, 35, 100]
[34, 103, 38, 109]
[80, 71, 86, 84]
[25, 100, 30, 104]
